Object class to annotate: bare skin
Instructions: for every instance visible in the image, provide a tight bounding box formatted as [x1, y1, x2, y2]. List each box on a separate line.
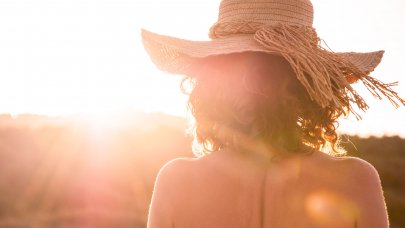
[148, 149, 389, 228]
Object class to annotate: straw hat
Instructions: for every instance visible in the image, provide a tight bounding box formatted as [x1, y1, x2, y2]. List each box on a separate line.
[141, 0, 404, 118]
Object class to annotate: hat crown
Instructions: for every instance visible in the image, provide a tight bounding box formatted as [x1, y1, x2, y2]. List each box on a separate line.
[216, 0, 314, 27]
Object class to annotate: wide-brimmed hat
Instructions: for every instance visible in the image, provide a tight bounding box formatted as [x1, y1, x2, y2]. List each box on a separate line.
[141, 0, 404, 118]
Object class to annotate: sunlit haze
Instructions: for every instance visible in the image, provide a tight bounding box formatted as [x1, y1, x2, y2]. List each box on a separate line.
[0, 0, 404, 136]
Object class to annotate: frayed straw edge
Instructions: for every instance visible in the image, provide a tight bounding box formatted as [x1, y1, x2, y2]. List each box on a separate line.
[253, 24, 405, 120]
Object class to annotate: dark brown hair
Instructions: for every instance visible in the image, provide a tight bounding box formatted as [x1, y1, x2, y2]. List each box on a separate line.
[181, 52, 346, 157]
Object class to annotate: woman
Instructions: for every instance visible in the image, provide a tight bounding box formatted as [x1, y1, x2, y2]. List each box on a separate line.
[142, 0, 404, 227]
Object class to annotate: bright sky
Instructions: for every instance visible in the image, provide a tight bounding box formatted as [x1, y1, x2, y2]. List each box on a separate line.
[0, 0, 404, 137]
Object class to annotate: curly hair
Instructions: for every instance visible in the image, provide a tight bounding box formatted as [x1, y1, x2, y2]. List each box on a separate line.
[181, 52, 347, 158]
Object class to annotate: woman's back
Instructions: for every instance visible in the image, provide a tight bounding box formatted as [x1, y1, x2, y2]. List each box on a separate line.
[148, 149, 388, 228]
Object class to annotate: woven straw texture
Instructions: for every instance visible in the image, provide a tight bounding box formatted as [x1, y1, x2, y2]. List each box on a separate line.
[141, 0, 404, 118]
[142, 30, 384, 76]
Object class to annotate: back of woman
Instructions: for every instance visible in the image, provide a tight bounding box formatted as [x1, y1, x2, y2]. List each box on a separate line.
[142, 0, 403, 227]
[152, 149, 386, 228]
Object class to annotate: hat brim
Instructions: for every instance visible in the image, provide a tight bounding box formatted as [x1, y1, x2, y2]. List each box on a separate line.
[141, 29, 384, 79]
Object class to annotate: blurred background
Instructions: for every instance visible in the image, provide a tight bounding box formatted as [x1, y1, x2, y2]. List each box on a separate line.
[0, 0, 404, 227]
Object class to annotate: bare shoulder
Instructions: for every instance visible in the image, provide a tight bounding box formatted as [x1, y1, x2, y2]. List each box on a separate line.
[335, 156, 388, 227]
[152, 157, 198, 203]
[160, 157, 196, 170]
[336, 156, 381, 185]
[304, 152, 388, 227]
[312, 151, 379, 176]
[148, 157, 199, 227]
[157, 157, 197, 181]
[312, 150, 384, 185]
[307, 151, 382, 189]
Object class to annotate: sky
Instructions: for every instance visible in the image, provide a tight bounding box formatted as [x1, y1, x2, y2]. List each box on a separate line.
[0, 0, 404, 137]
